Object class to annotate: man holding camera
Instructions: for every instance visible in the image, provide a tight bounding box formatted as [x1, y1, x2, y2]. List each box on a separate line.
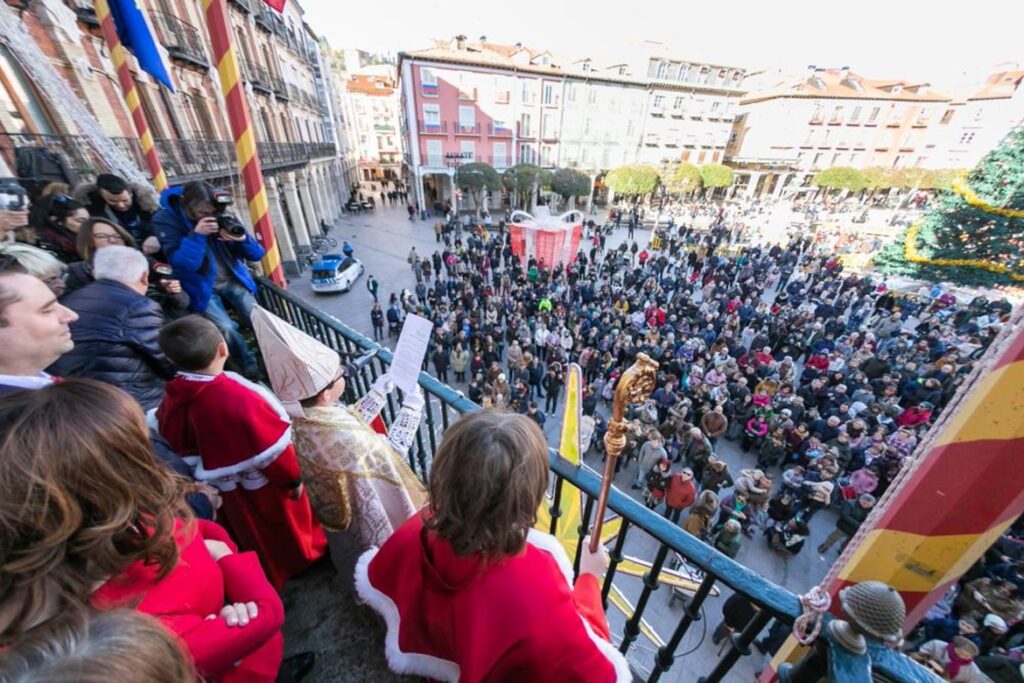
[152, 181, 265, 377]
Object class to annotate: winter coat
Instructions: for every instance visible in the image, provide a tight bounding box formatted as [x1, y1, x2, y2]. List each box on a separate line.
[701, 411, 728, 439]
[151, 186, 265, 313]
[74, 181, 158, 243]
[700, 467, 734, 494]
[836, 499, 870, 536]
[49, 279, 174, 410]
[450, 349, 470, 372]
[92, 519, 285, 682]
[665, 475, 696, 511]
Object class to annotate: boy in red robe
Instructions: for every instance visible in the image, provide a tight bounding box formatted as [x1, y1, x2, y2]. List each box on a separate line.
[154, 315, 326, 589]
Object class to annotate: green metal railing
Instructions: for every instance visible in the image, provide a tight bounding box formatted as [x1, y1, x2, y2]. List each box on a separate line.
[256, 278, 940, 683]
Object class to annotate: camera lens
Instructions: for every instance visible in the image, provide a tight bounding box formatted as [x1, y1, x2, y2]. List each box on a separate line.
[216, 214, 246, 237]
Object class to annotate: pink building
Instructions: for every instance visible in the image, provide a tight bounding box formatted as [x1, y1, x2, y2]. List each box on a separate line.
[398, 39, 571, 213]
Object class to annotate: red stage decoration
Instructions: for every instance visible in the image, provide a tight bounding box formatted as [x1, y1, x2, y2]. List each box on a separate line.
[508, 207, 583, 268]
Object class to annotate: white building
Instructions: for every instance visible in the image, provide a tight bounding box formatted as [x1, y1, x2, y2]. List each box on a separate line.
[727, 67, 953, 196]
[929, 70, 1024, 168]
[341, 71, 404, 197]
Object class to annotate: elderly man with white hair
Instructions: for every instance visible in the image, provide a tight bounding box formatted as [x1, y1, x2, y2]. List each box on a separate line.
[48, 245, 174, 409]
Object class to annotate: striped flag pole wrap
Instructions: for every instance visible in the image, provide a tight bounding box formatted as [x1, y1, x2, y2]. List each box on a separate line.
[94, 0, 168, 191]
[202, 0, 285, 286]
[763, 314, 1024, 679]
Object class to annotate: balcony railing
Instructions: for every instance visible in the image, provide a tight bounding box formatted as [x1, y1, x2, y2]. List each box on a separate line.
[0, 133, 336, 188]
[242, 60, 273, 94]
[253, 280, 942, 683]
[417, 119, 447, 134]
[253, 1, 277, 31]
[150, 11, 209, 70]
[270, 74, 289, 100]
[453, 123, 480, 136]
[227, 0, 252, 13]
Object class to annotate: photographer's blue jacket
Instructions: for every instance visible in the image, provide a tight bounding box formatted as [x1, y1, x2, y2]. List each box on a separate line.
[151, 186, 265, 313]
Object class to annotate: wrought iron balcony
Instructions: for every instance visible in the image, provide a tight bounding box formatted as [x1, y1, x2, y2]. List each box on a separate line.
[68, 0, 99, 26]
[242, 60, 273, 94]
[254, 280, 943, 683]
[0, 133, 335, 189]
[150, 11, 209, 70]
[227, 0, 252, 13]
[253, 1, 275, 31]
[269, 73, 289, 101]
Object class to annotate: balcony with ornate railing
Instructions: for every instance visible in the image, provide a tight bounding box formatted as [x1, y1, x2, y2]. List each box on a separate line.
[150, 10, 209, 70]
[242, 60, 273, 95]
[227, 0, 252, 13]
[0, 133, 336, 187]
[253, 281, 941, 683]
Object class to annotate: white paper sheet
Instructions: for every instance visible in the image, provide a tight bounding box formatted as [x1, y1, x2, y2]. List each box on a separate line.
[391, 313, 433, 394]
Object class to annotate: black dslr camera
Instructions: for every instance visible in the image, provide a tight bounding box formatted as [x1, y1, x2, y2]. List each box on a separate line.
[211, 189, 247, 238]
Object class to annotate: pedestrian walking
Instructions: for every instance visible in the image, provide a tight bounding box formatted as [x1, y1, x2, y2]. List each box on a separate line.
[366, 274, 379, 302]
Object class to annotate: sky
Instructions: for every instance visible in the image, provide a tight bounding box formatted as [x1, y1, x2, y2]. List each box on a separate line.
[303, 0, 1024, 88]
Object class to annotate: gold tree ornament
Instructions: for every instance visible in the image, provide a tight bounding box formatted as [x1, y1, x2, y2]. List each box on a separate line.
[590, 353, 660, 553]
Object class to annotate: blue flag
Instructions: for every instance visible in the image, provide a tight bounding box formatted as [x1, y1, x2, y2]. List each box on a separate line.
[107, 0, 175, 91]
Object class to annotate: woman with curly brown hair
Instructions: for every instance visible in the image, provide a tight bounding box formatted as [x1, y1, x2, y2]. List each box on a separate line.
[356, 410, 631, 682]
[0, 379, 288, 683]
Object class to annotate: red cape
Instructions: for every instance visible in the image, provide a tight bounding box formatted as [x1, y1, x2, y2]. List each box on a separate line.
[355, 513, 631, 682]
[93, 520, 283, 682]
[154, 372, 326, 588]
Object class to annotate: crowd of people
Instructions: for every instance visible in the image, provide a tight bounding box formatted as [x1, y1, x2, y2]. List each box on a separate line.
[381, 200, 1022, 678]
[0, 169, 1022, 681]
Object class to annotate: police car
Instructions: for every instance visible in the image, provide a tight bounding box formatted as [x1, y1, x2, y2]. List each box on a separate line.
[310, 254, 364, 293]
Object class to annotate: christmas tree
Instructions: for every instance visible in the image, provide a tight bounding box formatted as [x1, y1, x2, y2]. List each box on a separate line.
[875, 125, 1024, 287]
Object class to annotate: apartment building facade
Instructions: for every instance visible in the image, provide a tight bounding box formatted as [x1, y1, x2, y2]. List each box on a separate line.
[0, 0, 351, 275]
[727, 67, 953, 197]
[397, 38, 747, 213]
[340, 71, 403, 197]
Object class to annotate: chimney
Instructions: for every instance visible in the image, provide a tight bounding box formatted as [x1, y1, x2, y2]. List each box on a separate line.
[839, 66, 850, 80]
[455, 34, 467, 51]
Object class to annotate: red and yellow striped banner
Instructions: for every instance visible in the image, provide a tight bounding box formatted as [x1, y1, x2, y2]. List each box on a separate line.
[202, 0, 285, 286]
[94, 0, 168, 191]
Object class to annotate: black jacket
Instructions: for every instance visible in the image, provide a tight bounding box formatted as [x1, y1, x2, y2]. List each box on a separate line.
[50, 279, 174, 410]
[837, 499, 870, 536]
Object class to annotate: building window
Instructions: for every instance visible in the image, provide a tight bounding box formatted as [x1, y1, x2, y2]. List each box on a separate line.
[868, 107, 880, 124]
[542, 83, 555, 105]
[426, 139, 442, 166]
[460, 140, 475, 162]
[653, 95, 664, 109]
[420, 67, 438, 96]
[542, 112, 557, 138]
[626, 120, 635, 136]
[493, 142, 506, 168]
[673, 96, 684, 110]
[830, 106, 843, 123]
[973, 107, 984, 122]
[850, 106, 862, 123]
[519, 113, 532, 137]
[458, 105, 475, 133]
[960, 131, 976, 144]
[656, 61, 668, 79]
[617, 66, 627, 75]
[941, 109, 955, 124]
[678, 64, 690, 81]
[587, 87, 598, 104]
[422, 104, 440, 128]
[541, 144, 555, 165]
[519, 144, 535, 164]
[710, 101, 721, 114]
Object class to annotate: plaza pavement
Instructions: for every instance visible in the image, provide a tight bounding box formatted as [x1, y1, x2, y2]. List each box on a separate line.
[282, 203, 841, 682]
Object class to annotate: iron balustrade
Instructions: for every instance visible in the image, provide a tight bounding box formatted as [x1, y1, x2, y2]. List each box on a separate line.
[0, 133, 336, 187]
[253, 279, 940, 683]
[150, 11, 209, 70]
[242, 60, 273, 94]
[227, 0, 252, 13]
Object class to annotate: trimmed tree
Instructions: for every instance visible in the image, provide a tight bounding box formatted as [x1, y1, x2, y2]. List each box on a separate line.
[664, 162, 702, 196]
[812, 166, 866, 204]
[605, 164, 660, 197]
[456, 162, 501, 211]
[875, 126, 1024, 287]
[549, 168, 591, 208]
[502, 163, 548, 209]
[698, 164, 734, 194]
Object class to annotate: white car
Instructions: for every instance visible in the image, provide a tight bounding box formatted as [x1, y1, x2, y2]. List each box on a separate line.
[310, 254, 364, 293]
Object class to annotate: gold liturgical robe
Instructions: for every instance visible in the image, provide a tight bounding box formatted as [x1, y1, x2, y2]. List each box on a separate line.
[293, 404, 427, 547]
